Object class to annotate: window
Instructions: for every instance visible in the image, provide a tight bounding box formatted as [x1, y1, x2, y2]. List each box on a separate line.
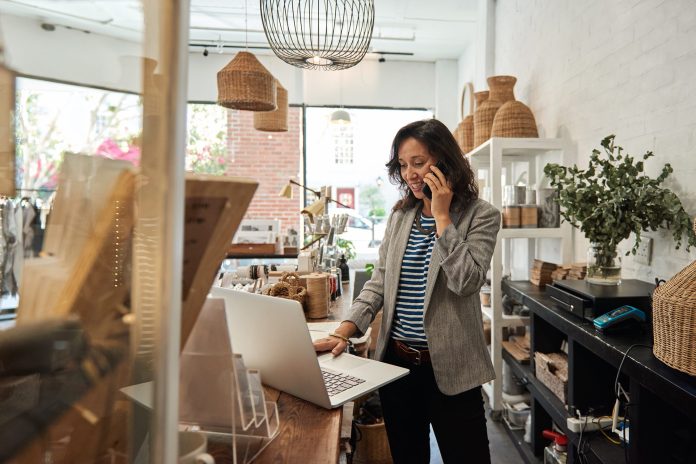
[333, 124, 354, 164]
[16, 77, 142, 192]
[305, 106, 432, 259]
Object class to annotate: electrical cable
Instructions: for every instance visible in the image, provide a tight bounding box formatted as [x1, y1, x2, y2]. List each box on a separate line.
[595, 416, 621, 445]
[614, 344, 652, 399]
[612, 344, 650, 464]
[577, 414, 589, 464]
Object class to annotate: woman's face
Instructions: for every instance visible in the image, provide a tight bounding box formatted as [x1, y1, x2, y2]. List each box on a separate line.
[398, 137, 436, 199]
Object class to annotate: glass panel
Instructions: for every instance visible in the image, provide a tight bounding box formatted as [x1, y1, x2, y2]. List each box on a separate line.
[0, 1, 188, 463]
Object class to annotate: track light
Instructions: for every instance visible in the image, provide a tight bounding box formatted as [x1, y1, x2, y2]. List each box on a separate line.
[203, 48, 209, 57]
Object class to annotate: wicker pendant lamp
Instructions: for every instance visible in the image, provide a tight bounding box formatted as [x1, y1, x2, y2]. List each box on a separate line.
[260, 0, 375, 71]
[254, 79, 288, 132]
[217, 51, 277, 111]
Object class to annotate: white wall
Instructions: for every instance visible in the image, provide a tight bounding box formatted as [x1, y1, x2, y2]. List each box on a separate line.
[1, 15, 143, 92]
[2, 14, 456, 119]
[495, 0, 696, 281]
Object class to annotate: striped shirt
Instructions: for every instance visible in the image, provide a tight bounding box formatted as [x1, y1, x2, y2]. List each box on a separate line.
[390, 212, 436, 349]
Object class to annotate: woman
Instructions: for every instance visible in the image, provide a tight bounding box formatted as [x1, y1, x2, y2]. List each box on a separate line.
[314, 118, 500, 463]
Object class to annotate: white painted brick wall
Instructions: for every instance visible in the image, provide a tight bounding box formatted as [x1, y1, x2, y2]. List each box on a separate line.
[495, 0, 696, 281]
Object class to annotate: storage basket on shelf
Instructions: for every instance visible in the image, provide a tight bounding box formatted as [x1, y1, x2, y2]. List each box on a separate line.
[473, 75, 516, 146]
[490, 75, 538, 138]
[652, 219, 696, 376]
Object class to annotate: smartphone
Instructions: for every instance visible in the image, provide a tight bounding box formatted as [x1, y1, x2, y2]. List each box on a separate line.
[422, 161, 448, 200]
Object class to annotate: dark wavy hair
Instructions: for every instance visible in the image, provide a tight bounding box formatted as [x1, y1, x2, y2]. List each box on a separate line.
[386, 118, 479, 212]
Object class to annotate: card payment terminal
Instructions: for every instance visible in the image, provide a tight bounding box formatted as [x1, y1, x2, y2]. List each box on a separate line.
[593, 305, 646, 331]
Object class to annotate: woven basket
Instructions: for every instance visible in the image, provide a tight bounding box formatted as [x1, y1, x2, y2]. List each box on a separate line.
[217, 51, 277, 111]
[466, 91, 489, 151]
[491, 100, 538, 138]
[352, 421, 392, 464]
[454, 82, 474, 153]
[474, 75, 516, 146]
[262, 272, 307, 307]
[254, 80, 288, 132]
[652, 220, 696, 376]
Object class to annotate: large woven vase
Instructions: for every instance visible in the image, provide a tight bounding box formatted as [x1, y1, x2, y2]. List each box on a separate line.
[474, 76, 516, 146]
[491, 80, 538, 138]
[464, 91, 489, 152]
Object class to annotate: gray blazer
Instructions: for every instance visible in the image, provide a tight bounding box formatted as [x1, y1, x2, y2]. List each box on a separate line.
[346, 198, 501, 395]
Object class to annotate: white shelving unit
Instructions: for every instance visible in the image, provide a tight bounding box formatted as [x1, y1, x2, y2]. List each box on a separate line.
[466, 137, 573, 417]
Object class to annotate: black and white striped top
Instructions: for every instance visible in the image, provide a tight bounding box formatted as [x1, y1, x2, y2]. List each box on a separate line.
[390, 212, 436, 349]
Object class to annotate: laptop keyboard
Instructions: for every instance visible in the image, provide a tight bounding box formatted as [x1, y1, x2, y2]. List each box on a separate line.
[321, 368, 367, 397]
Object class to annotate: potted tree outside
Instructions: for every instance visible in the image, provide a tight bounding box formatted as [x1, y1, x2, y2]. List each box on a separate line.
[544, 135, 696, 285]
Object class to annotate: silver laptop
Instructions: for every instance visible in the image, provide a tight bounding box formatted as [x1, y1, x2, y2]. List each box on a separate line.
[210, 287, 409, 409]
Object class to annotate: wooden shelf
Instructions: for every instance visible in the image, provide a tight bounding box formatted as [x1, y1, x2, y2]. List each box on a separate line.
[500, 228, 566, 239]
[466, 137, 565, 160]
[502, 348, 573, 438]
[501, 418, 541, 464]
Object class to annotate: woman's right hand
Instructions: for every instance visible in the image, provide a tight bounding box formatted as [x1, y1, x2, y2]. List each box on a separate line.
[313, 336, 348, 356]
[312, 321, 358, 356]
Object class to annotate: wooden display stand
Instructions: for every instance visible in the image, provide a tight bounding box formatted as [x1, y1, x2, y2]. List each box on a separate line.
[7, 154, 260, 463]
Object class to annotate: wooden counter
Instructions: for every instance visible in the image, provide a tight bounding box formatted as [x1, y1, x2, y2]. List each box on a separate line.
[212, 284, 354, 464]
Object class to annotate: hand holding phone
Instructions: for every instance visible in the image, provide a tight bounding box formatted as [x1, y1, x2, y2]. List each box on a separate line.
[423, 161, 448, 200]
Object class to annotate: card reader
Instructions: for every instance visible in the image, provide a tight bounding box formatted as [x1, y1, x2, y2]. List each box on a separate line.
[593, 305, 646, 331]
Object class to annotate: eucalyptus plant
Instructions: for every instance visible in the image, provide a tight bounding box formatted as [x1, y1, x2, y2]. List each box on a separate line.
[544, 135, 696, 268]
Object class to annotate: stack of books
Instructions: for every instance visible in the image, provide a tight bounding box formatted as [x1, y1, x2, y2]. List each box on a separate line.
[567, 262, 588, 280]
[530, 259, 558, 287]
[551, 265, 571, 281]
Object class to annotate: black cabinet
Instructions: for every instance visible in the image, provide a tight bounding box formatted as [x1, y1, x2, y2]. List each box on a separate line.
[501, 280, 696, 464]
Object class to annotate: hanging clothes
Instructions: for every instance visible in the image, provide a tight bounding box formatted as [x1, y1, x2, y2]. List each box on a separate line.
[20, 198, 40, 258]
[2, 200, 18, 295]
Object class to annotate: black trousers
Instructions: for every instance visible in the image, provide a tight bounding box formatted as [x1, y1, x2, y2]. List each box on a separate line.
[379, 343, 491, 464]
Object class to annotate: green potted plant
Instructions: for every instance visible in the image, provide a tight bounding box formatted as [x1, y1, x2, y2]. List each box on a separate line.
[544, 135, 696, 285]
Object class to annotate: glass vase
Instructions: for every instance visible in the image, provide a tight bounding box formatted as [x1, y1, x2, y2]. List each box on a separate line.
[587, 243, 622, 285]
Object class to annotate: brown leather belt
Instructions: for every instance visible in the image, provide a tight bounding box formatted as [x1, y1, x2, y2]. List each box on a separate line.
[390, 339, 431, 366]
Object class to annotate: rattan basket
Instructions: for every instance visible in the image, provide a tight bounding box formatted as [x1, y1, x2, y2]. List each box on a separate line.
[217, 51, 276, 111]
[262, 272, 307, 307]
[254, 79, 288, 132]
[652, 220, 696, 376]
[474, 75, 516, 146]
[352, 421, 393, 464]
[491, 100, 539, 138]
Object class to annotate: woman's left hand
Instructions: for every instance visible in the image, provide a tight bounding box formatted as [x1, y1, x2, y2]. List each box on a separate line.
[424, 164, 454, 221]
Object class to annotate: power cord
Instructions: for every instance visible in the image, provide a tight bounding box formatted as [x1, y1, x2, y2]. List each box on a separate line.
[613, 343, 652, 464]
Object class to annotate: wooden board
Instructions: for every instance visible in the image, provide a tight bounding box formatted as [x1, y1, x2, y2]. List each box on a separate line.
[180, 174, 257, 351]
[502, 340, 530, 364]
[17, 154, 135, 341]
[0, 64, 15, 197]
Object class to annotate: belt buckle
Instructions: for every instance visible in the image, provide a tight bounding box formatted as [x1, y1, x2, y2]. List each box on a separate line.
[413, 349, 422, 366]
[403, 343, 421, 366]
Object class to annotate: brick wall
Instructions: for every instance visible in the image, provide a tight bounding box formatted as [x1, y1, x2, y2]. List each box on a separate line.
[495, 0, 696, 281]
[225, 106, 303, 237]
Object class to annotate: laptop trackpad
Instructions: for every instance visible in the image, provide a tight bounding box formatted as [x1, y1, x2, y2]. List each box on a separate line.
[319, 354, 370, 371]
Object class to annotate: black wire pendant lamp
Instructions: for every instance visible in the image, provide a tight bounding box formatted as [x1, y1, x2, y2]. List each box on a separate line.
[260, 0, 375, 71]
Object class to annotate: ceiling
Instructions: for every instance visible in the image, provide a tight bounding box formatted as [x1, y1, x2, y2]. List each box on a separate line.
[0, 0, 478, 62]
